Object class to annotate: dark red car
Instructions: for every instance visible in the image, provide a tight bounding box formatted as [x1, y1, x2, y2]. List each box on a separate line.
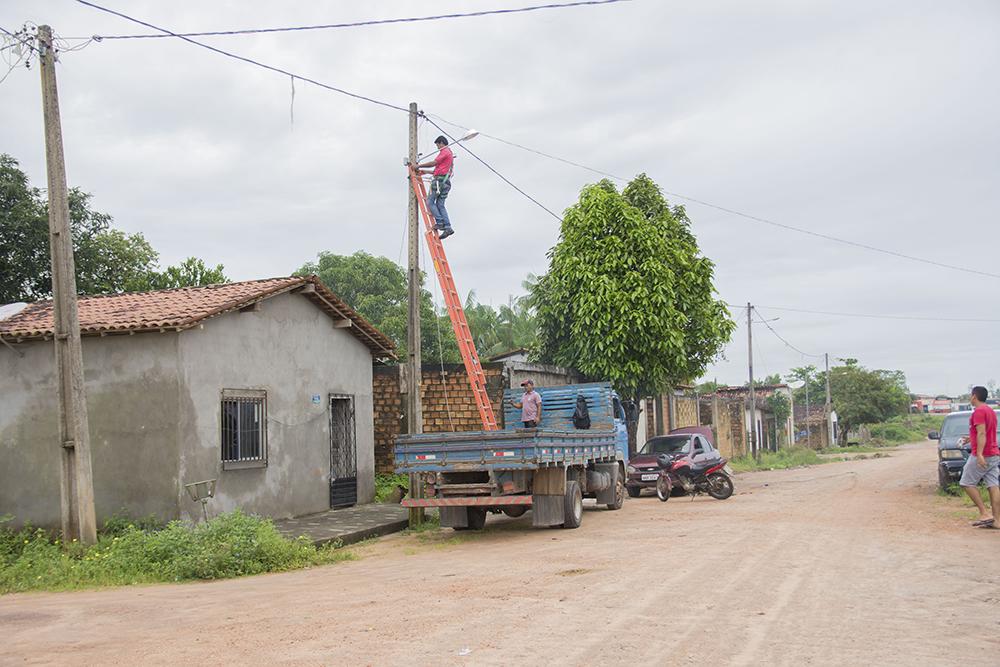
[626, 426, 719, 498]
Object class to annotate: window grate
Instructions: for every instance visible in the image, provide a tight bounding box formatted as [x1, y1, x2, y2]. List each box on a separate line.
[221, 391, 267, 465]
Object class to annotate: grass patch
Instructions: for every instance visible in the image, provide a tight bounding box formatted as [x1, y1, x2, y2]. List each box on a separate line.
[375, 473, 409, 503]
[866, 413, 944, 445]
[730, 446, 824, 473]
[0, 510, 355, 594]
[820, 445, 883, 454]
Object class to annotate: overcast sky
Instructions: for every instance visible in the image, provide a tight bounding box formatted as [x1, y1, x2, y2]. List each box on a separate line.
[2, 1, 998, 396]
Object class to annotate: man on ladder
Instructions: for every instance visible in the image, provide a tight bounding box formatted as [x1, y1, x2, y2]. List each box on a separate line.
[414, 135, 455, 239]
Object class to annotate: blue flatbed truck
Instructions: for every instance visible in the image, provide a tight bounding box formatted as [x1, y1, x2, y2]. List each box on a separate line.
[395, 382, 629, 530]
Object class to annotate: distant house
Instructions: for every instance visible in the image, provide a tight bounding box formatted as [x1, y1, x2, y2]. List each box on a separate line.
[715, 384, 795, 451]
[488, 348, 531, 363]
[0, 276, 395, 529]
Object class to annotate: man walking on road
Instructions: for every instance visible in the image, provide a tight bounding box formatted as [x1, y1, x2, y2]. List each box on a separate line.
[959, 386, 1000, 528]
[415, 135, 455, 240]
[512, 379, 543, 428]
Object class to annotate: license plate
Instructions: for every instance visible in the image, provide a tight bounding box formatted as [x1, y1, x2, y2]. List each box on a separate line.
[641, 473, 659, 481]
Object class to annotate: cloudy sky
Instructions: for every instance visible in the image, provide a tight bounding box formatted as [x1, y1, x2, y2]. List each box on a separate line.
[2, 0, 998, 395]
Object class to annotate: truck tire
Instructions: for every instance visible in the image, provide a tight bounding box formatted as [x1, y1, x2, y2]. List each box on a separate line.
[467, 507, 488, 530]
[606, 468, 625, 510]
[626, 486, 642, 498]
[562, 480, 583, 529]
[501, 506, 528, 518]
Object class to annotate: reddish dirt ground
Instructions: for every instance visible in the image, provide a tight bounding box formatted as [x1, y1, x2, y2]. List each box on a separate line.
[3, 441, 998, 666]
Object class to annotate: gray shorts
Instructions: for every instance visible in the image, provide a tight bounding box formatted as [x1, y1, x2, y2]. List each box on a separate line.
[960, 455, 1000, 488]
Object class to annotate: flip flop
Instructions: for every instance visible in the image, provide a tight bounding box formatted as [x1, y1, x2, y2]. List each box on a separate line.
[972, 518, 995, 528]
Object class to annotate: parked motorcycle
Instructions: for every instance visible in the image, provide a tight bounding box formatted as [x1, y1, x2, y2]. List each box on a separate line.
[655, 454, 734, 502]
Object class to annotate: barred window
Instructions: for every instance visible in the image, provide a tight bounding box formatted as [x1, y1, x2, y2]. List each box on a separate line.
[221, 390, 267, 468]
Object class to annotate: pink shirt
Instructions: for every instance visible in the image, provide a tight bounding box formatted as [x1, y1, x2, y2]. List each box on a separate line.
[521, 390, 542, 423]
[433, 147, 454, 176]
[970, 404, 999, 457]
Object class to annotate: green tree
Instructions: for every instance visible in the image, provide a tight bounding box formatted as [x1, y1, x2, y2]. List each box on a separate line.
[786, 365, 825, 406]
[532, 174, 735, 448]
[829, 362, 910, 444]
[296, 250, 459, 363]
[766, 390, 791, 448]
[138, 257, 228, 291]
[462, 291, 538, 359]
[1, 154, 226, 300]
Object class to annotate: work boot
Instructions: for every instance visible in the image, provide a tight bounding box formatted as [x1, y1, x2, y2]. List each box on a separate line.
[433, 221, 446, 230]
[439, 228, 454, 240]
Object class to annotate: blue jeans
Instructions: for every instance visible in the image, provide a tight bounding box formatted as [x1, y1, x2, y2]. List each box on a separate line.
[428, 176, 451, 229]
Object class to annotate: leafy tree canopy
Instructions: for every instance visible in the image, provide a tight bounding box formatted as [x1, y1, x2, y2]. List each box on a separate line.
[296, 251, 541, 366]
[532, 174, 735, 400]
[296, 250, 460, 363]
[829, 362, 910, 443]
[0, 154, 226, 302]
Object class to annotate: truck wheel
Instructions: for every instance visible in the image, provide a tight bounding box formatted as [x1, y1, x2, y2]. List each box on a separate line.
[562, 481, 583, 529]
[501, 506, 528, 518]
[626, 486, 642, 498]
[466, 507, 488, 530]
[606, 470, 625, 510]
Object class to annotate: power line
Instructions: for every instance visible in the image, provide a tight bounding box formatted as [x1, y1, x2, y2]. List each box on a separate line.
[76, 1, 633, 40]
[428, 119, 1000, 281]
[74, 0, 410, 114]
[748, 303, 1000, 324]
[424, 116, 564, 222]
[751, 307, 824, 358]
[67, 1, 1000, 282]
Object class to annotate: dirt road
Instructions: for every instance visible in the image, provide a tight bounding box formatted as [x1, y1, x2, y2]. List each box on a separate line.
[3, 442, 998, 666]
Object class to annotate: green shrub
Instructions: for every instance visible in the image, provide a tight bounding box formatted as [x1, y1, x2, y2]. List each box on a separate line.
[730, 446, 823, 473]
[0, 510, 354, 594]
[375, 473, 409, 503]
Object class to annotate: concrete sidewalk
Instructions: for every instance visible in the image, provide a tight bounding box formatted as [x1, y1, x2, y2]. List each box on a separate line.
[274, 504, 409, 546]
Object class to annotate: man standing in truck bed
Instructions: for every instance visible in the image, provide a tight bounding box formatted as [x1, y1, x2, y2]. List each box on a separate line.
[512, 379, 543, 428]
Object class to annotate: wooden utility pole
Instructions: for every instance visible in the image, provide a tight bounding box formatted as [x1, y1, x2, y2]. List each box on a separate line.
[406, 102, 424, 527]
[38, 25, 97, 545]
[824, 352, 833, 447]
[746, 303, 758, 459]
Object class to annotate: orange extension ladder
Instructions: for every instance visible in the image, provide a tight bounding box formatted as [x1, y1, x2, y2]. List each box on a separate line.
[407, 166, 499, 431]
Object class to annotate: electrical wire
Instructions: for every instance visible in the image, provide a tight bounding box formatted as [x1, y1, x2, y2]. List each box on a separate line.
[731, 302, 1000, 324]
[69, 1, 999, 281]
[424, 116, 564, 222]
[752, 307, 824, 359]
[73, 0, 410, 114]
[428, 117, 1000, 281]
[75, 1, 633, 40]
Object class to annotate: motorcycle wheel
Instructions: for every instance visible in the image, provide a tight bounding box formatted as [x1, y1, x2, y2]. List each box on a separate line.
[656, 475, 671, 502]
[706, 473, 734, 500]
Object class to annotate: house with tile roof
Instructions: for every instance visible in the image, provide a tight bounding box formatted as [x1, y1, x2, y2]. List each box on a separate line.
[0, 275, 395, 529]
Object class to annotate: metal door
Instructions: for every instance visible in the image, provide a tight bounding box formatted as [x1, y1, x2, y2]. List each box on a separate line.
[329, 395, 357, 507]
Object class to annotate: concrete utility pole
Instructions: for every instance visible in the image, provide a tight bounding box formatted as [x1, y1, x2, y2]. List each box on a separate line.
[406, 102, 424, 527]
[38, 25, 97, 545]
[824, 352, 833, 447]
[746, 303, 758, 460]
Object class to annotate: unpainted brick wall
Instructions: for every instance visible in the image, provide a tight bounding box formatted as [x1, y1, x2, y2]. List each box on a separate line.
[372, 363, 505, 474]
